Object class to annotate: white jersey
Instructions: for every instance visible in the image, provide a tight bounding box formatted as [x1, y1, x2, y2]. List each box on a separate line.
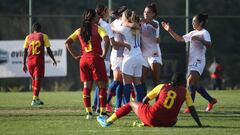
[99, 18, 113, 61]
[183, 28, 211, 65]
[119, 26, 142, 58]
[110, 19, 124, 58]
[141, 19, 161, 57]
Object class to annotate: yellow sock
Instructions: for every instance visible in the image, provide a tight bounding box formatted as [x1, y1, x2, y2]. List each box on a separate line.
[33, 96, 39, 100]
[85, 107, 92, 113]
[106, 113, 118, 123]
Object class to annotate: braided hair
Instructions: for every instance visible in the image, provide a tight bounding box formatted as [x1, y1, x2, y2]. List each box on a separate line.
[80, 9, 97, 43]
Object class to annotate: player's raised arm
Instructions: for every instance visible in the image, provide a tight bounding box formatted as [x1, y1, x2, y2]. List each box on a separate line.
[161, 21, 185, 42]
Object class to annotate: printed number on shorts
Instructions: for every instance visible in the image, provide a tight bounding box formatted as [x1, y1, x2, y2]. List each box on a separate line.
[30, 41, 41, 55]
[163, 90, 177, 109]
[84, 41, 93, 52]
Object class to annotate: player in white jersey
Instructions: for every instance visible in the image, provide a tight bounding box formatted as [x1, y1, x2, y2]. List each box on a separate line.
[140, 3, 162, 96]
[161, 13, 217, 113]
[117, 9, 145, 103]
[93, 5, 130, 113]
[110, 6, 129, 111]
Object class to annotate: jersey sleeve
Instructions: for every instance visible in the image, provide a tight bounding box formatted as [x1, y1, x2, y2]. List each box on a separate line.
[182, 31, 193, 42]
[104, 23, 114, 39]
[23, 35, 29, 48]
[147, 84, 164, 100]
[185, 90, 194, 107]
[97, 26, 108, 39]
[68, 29, 80, 41]
[43, 34, 51, 48]
[153, 19, 160, 38]
[203, 30, 211, 42]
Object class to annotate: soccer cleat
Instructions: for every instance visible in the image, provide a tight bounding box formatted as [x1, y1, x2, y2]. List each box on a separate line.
[106, 104, 113, 113]
[132, 120, 145, 127]
[183, 108, 190, 113]
[97, 116, 112, 127]
[86, 112, 93, 120]
[31, 99, 44, 106]
[205, 98, 217, 112]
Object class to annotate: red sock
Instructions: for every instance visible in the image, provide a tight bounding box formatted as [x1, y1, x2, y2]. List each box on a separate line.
[34, 79, 41, 97]
[131, 90, 135, 99]
[99, 88, 107, 108]
[83, 88, 91, 108]
[115, 103, 132, 118]
[32, 79, 36, 94]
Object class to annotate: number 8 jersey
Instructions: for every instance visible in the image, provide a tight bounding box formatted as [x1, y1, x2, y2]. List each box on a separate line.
[146, 83, 193, 124]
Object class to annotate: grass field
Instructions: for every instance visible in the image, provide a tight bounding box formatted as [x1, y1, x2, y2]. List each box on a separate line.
[0, 90, 240, 135]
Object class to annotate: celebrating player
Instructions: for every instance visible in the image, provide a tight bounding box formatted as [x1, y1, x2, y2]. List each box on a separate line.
[65, 9, 109, 119]
[161, 13, 217, 112]
[97, 73, 202, 127]
[22, 22, 57, 106]
[140, 3, 162, 94]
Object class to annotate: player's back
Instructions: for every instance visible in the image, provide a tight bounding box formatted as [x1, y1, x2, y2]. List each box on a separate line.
[25, 32, 46, 63]
[79, 24, 103, 57]
[152, 83, 186, 123]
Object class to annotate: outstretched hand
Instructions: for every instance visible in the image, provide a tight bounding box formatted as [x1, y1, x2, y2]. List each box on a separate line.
[161, 21, 171, 31]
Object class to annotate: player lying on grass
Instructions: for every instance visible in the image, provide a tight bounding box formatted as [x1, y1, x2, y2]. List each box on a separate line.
[97, 73, 202, 127]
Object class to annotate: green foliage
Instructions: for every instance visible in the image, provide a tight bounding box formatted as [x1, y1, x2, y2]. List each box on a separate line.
[0, 91, 240, 135]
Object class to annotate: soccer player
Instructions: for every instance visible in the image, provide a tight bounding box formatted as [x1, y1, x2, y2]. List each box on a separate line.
[140, 3, 162, 95]
[22, 22, 57, 106]
[65, 9, 109, 119]
[161, 13, 217, 112]
[92, 5, 131, 113]
[97, 73, 202, 127]
[116, 9, 145, 103]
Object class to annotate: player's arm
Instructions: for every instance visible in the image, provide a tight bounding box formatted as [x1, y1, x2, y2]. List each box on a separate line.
[22, 36, 28, 73]
[46, 47, 57, 66]
[43, 34, 57, 66]
[98, 26, 110, 59]
[65, 29, 81, 60]
[191, 36, 211, 48]
[161, 21, 185, 42]
[110, 38, 131, 51]
[143, 84, 164, 103]
[185, 90, 202, 127]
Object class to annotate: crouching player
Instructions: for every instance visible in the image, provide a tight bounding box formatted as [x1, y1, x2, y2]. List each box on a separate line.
[97, 73, 202, 127]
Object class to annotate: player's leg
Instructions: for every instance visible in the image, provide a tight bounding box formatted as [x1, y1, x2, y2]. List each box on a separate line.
[97, 102, 134, 127]
[122, 73, 133, 104]
[184, 71, 199, 113]
[92, 87, 99, 113]
[133, 77, 145, 102]
[83, 81, 93, 119]
[31, 65, 44, 106]
[96, 81, 108, 116]
[114, 69, 123, 111]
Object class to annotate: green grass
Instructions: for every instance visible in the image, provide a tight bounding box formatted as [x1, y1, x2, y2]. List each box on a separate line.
[0, 90, 240, 135]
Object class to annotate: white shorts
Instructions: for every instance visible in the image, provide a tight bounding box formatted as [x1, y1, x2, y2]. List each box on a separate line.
[142, 56, 163, 68]
[110, 57, 123, 71]
[187, 59, 206, 77]
[122, 55, 144, 77]
[105, 60, 111, 77]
